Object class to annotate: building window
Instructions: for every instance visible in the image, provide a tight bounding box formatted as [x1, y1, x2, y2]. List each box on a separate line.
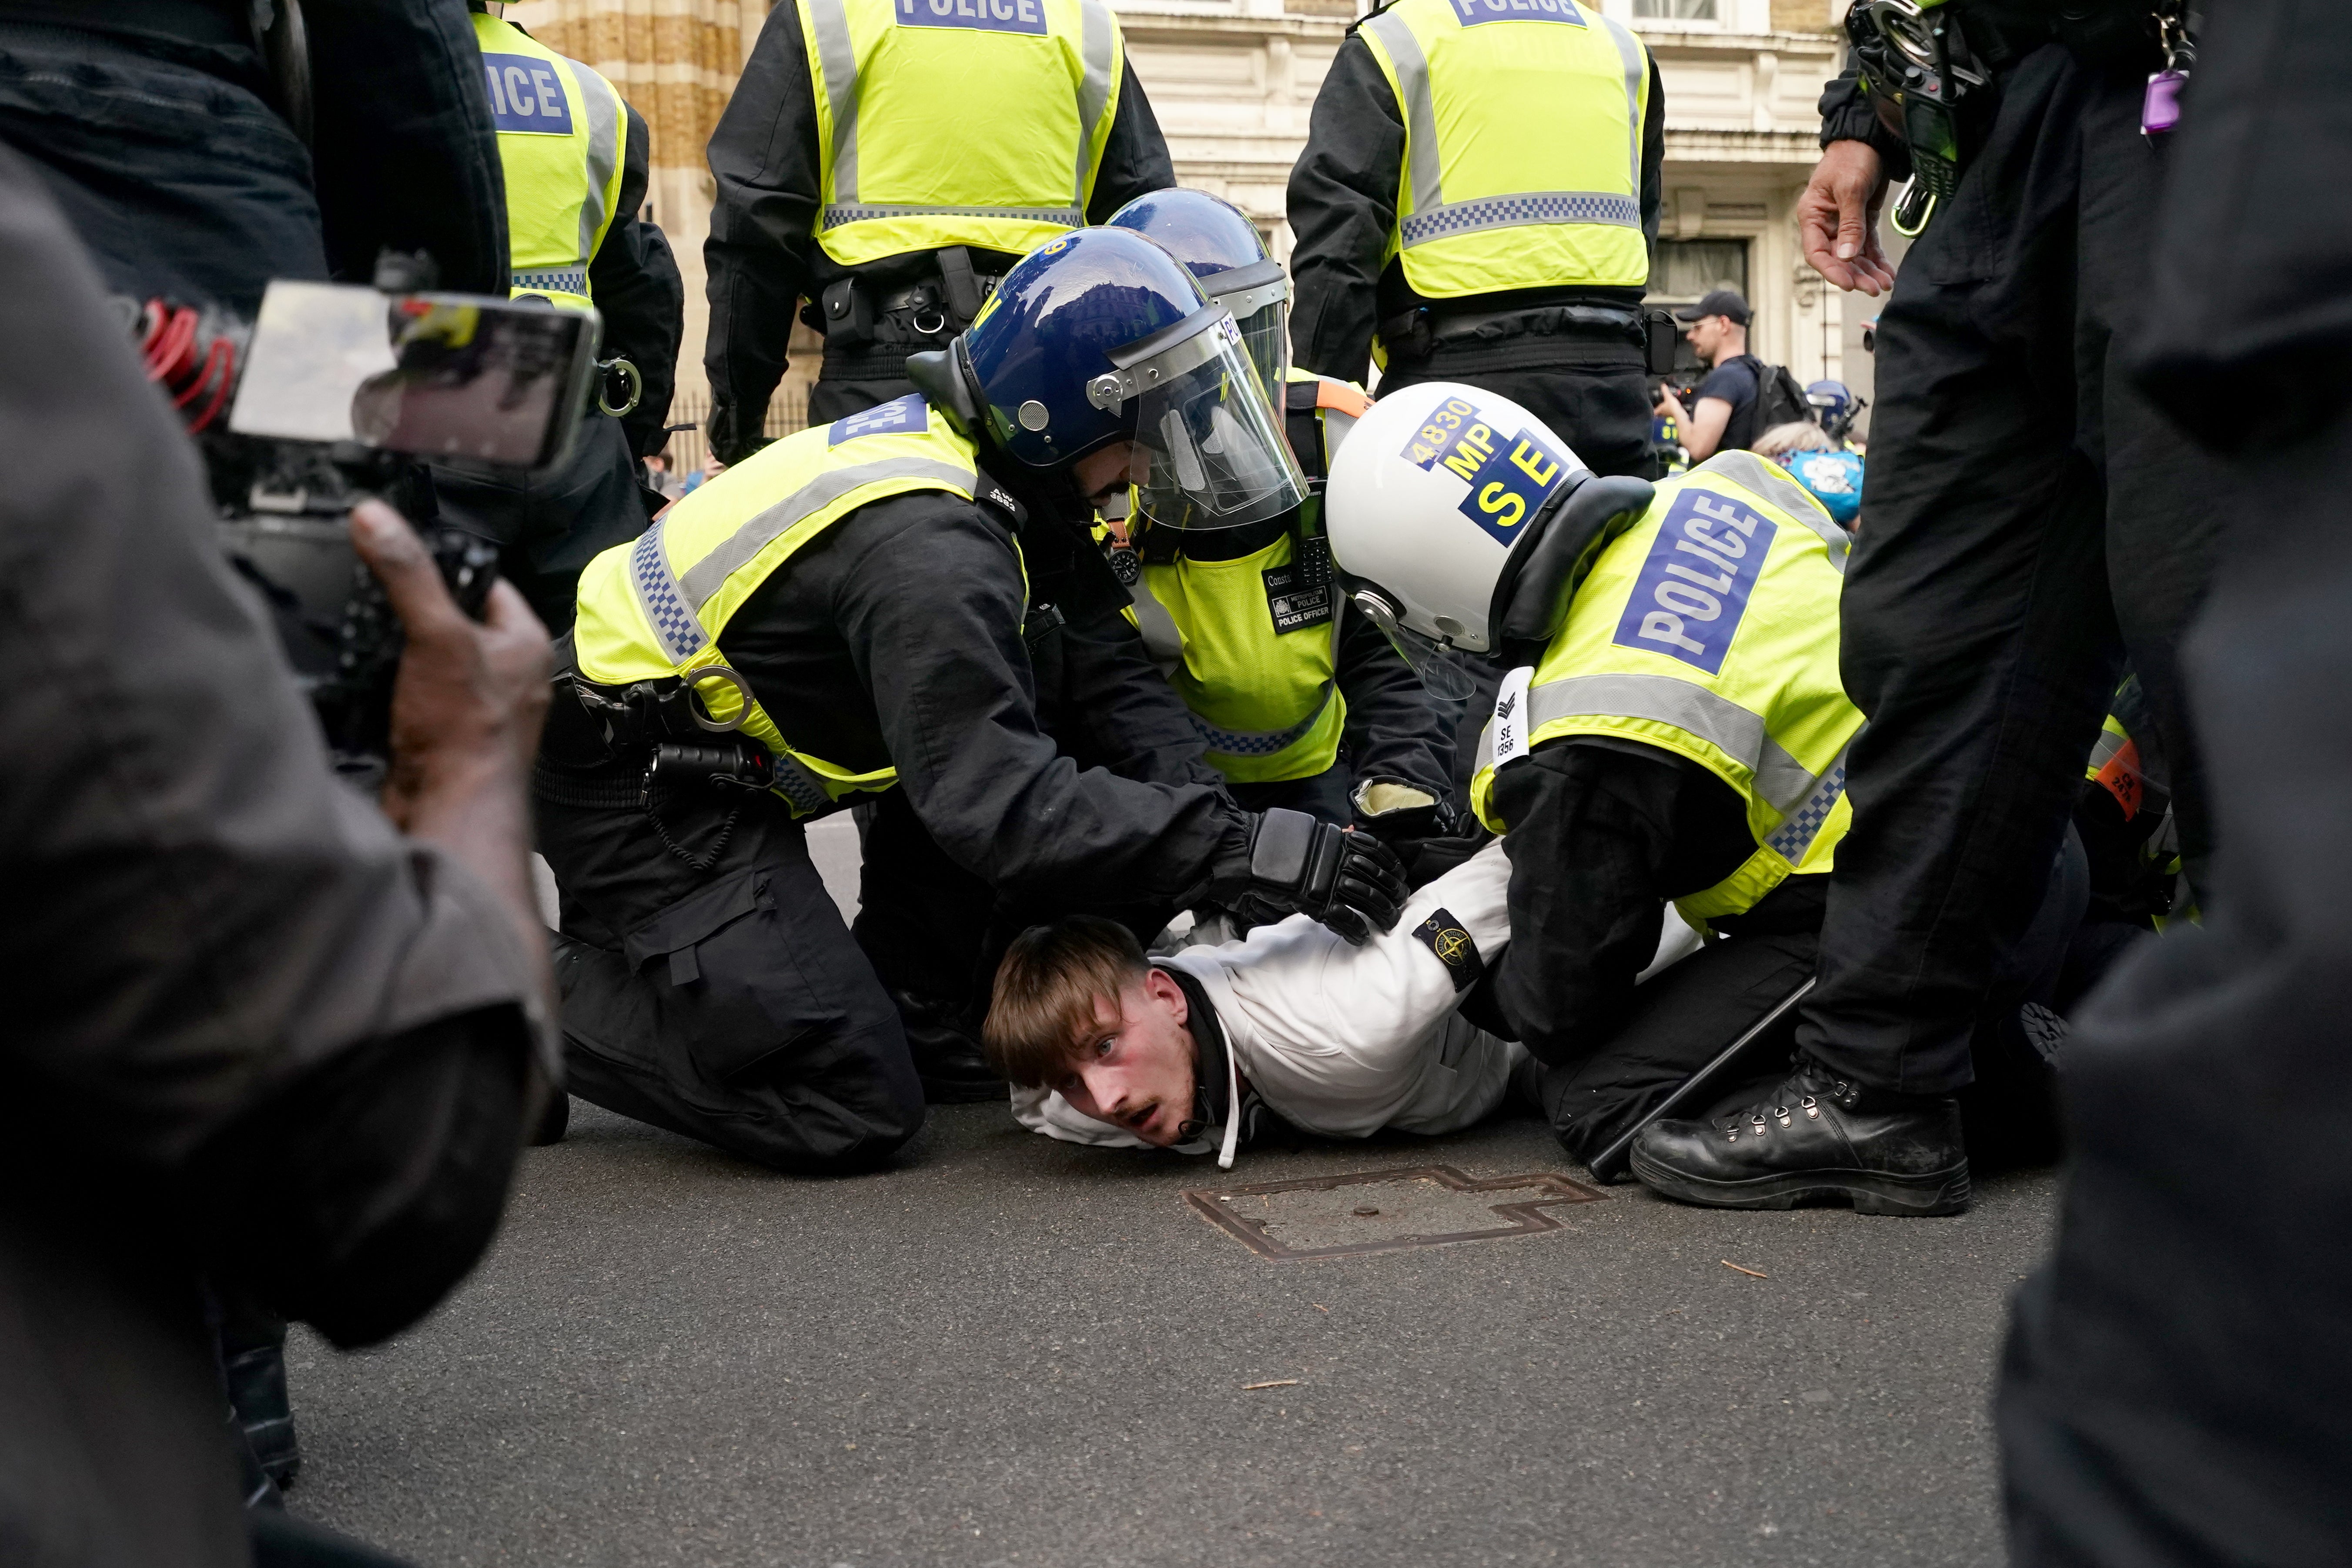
[1651, 238, 1749, 305]
[1633, 0, 1719, 18]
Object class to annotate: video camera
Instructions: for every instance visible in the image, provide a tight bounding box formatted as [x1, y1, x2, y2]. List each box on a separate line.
[134, 266, 602, 786]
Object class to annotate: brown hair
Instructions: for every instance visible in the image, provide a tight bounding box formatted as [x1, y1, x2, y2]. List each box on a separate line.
[984, 916, 1149, 1088]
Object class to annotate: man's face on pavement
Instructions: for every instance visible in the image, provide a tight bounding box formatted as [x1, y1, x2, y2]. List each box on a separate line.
[1054, 968, 1198, 1147]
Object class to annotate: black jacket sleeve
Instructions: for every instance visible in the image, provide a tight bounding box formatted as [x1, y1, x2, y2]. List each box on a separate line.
[304, 0, 509, 293]
[1286, 32, 1404, 386]
[828, 496, 1249, 900]
[1335, 605, 1454, 803]
[1084, 59, 1177, 221]
[0, 149, 542, 1346]
[589, 104, 686, 459]
[1486, 737, 1755, 1065]
[703, 0, 823, 465]
[1640, 56, 1665, 251]
[1817, 62, 1912, 180]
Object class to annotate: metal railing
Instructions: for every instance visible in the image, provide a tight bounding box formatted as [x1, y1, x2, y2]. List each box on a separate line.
[658, 385, 810, 475]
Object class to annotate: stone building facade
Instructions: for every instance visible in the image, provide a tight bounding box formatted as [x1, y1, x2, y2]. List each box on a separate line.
[504, 0, 1860, 456]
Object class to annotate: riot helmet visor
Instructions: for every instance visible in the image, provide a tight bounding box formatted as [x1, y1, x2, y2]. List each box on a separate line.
[1091, 306, 1306, 531]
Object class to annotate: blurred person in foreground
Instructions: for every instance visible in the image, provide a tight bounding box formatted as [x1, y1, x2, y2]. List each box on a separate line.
[1996, 2, 2352, 1560]
[0, 150, 555, 1566]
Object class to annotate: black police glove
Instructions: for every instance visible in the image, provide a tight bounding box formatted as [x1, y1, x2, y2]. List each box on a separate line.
[1212, 808, 1410, 946]
[705, 398, 775, 469]
[1349, 776, 1459, 846]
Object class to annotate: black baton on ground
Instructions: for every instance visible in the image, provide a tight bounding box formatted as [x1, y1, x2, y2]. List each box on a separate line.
[1585, 976, 1817, 1185]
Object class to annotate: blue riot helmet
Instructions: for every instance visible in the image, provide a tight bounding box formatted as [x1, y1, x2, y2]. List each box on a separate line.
[1805, 378, 1863, 443]
[907, 226, 1306, 528]
[1105, 189, 1290, 398]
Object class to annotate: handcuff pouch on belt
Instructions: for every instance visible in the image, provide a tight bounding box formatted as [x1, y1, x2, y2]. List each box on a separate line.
[810, 245, 1003, 351]
[559, 666, 776, 805]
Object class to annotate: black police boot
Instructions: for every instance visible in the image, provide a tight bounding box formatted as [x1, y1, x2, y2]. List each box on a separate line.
[221, 1316, 301, 1490]
[1629, 1059, 1971, 1216]
[893, 988, 1004, 1104]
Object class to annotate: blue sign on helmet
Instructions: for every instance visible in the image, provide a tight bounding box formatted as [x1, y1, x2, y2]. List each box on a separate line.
[1105, 189, 1291, 397]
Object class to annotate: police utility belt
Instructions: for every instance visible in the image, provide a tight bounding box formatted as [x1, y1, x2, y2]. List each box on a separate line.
[806, 244, 1004, 377]
[1847, 0, 2194, 234]
[1381, 299, 1664, 367]
[536, 665, 790, 812]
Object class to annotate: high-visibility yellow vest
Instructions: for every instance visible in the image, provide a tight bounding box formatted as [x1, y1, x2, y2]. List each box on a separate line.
[1129, 374, 1373, 784]
[800, 0, 1126, 267]
[471, 12, 627, 310]
[572, 395, 985, 816]
[1470, 451, 1861, 926]
[1355, 0, 1650, 313]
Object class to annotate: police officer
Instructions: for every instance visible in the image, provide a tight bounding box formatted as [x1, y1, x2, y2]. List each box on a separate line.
[701, 0, 1177, 461]
[435, 3, 686, 631]
[1103, 189, 1456, 835]
[1658, 0, 2234, 1215]
[1286, 0, 1664, 481]
[535, 228, 1410, 1173]
[0, 1, 507, 311]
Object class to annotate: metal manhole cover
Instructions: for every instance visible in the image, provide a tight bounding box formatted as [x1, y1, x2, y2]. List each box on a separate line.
[1184, 1164, 1607, 1261]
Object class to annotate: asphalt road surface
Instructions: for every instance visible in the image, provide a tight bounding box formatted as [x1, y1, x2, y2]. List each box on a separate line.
[354, 826, 2054, 1568]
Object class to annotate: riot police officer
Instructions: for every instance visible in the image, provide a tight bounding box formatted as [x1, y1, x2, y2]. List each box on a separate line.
[1103, 189, 1456, 834]
[702, 0, 1178, 461]
[435, 3, 686, 630]
[536, 228, 1410, 1173]
[1286, 0, 1665, 481]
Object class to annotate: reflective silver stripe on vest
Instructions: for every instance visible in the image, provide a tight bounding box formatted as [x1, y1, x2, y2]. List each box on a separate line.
[2088, 727, 2128, 772]
[1705, 451, 1851, 571]
[808, 0, 863, 203]
[628, 518, 709, 666]
[821, 202, 1084, 228]
[1075, 0, 1116, 206]
[574, 64, 623, 277]
[1363, 9, 1445, 221]
[1524, 672, 1819, 814]
[1763, 746, 1847, 863]
[676, 457, 977, 610]
[1599, 14, 1645, 193]
[1400, 191, 1640, 248]
[513, 267, 588, 296]
[1191, 682, 1336, 758]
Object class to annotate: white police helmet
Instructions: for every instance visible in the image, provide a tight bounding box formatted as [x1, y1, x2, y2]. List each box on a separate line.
[1325, 382, 1655, 697]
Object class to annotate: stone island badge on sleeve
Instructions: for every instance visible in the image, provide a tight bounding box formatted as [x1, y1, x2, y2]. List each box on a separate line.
[1413, 909, 1485, 992]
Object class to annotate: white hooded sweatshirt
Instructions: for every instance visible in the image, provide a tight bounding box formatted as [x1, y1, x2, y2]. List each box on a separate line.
[1012, 841, 1529, 1165]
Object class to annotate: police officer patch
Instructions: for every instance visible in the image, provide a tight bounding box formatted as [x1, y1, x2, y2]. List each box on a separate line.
[481, 54, 574, 135]
[1610, 488, 1777, 675]
[1263, 535, 1334, 634]
[895, 0, 1050, 36]
[1446, 0, 1586, 23]
[829, 394, 929, 446]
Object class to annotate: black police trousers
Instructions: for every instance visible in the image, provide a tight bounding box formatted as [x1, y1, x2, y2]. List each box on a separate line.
[541, 789, 923, 1173]
[434, 412, 651, 633]
[1547, 826, 2089, 1179]
[1796, 45, 2229, 1095]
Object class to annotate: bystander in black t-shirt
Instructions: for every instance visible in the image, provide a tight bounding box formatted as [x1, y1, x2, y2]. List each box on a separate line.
[1694, 357, 1760, 453]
